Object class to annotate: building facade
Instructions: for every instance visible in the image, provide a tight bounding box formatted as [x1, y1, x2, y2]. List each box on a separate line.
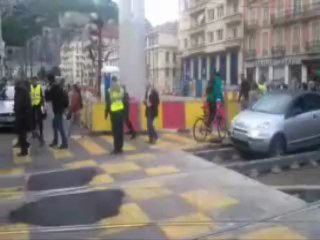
[244, 0, 320, 85]
[146, 22, 180, 94]
[179, 0, 244, 95]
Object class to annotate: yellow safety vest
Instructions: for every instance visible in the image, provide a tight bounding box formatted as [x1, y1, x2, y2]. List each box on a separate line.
[110, 89, 124, 112]
[258, 83, 267, 95]
[31, 84, 42, 106]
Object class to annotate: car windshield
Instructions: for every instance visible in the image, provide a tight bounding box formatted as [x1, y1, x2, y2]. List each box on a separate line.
[0, 86, 14, 101]
[251, 93, 292, 114]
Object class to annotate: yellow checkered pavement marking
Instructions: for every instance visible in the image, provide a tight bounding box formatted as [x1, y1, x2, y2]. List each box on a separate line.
[101, 135, 137, 152]
[0, 224, 29, 240]
[0, 168, 24, 177]
[51, 148, 74, 160]
[163, 134, 195, 145]
[89, 174, 114, 186]
[64, 159, 97, 169]
[124, 153, 155, 161]
[0, 187, 24, 200]
[76, 137, 107, 156]
[160, 213, 214, 240]
[13, 148, 31, 165]
[102, 162, 141, 174]
[145, 165, 180, 176]
[125, 180, 172, 200]
[101, 135, 113, 144]
[239, 226, 306, 240]
[99, 203, 150, 235]
[181, 190, 238, 211]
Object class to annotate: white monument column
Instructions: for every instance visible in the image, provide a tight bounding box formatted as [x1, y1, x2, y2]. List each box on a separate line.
[284, 64, 289, 84]
[302, 64, 308, 83]
[268, 65, 273, 82]
[226, 52, 231, 85]
[119, 0, 146, 99]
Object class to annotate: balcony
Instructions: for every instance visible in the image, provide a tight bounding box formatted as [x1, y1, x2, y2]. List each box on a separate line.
[271, 2, 320, 26]
[188, 23, 206, 35]
[271, 46, 286, 58]
[188, 42, 206, 54]
[246, 49, 256, 60]
[305, 41, 320, 54]
[225, 37, 241, 49]
[186, 0, 208, 14]
[225, 12, 242, 25]
[245, 20, 258, 31]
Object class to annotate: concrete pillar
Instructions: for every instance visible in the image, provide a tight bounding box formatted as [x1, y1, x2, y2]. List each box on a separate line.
[302, 64, 308, 83]
[206, 55, 210, 81]
[284, 64, 289, 85]
[198, 56, 202, 80]
[238, 50, 243, 84]
[119, 0, 145, 99]
[268, 65, 273, 82]
[255, 67, 260, 83]
[190, 57, 194, 80]
[226, 52, 231, 85]
[216, 55, 220, 73]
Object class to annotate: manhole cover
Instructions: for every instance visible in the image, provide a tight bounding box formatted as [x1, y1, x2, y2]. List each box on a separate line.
[27, 168, 97, 191]
[9, 189, 124, 226]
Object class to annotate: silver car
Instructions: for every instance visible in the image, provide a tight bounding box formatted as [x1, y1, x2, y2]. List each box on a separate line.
[230, 91, 320, 156]
[0, 85, 15, 127]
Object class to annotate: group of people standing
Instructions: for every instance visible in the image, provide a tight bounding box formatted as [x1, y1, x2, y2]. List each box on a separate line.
[105, 76, 159, 154]
[14, 74, 83, 156]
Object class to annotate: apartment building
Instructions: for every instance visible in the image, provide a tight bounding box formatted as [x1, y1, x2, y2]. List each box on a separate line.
[244, 0, 320, 85]
[146, 22, 180, 94]
[60, 25, 118, 86]
[179, 0, 244, 94]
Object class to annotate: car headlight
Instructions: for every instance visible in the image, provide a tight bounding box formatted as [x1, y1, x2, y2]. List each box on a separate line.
[249, 122, 271, 138]
[256, 122, 270, 130]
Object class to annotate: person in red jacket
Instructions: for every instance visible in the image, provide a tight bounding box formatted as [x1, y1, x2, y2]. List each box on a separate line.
[68, 84, 83, 137]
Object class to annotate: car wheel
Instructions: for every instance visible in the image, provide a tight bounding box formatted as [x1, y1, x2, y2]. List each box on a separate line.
[269, 135, 286, 157]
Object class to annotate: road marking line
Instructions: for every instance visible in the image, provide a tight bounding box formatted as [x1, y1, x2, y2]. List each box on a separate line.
[64, 159, 97, 169]
[102, 162, 141, 174]
[51, 148, 74, 160]
[145, 165, 179, 176]
[239, 226, 306, 240]
[76, 137, 107, 156]
[163, 133, 195, 145]
[124, 153, 155, 161]
[0, 224, 30, 240]
[12, 148, 31, 165]
[101, 135, 136, 152]
[0, 168, 24, 177]
[89, 174, 114, 186]
[180, 190, 238, 211]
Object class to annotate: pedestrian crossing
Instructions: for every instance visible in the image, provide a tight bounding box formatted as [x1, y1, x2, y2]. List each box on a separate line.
[8, 133, 207, 176]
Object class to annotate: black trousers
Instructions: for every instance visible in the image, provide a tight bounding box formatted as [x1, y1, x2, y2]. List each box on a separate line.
[110, 110, 124, 152]
[32, 105, 43, 140]
[18, 131, 28, 154]
[207, 102, 216, 127]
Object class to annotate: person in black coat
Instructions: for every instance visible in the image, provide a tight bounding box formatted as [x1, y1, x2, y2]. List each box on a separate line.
[122, 85, 136, 139]
[144, 84, 160, 144]
[14, 80, 32, 156]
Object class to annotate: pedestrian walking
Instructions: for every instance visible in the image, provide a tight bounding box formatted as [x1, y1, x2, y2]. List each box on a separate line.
[30, 77, 45, 145]
[258, 76, 267, 95]
[144, 83, 160, 144]
[105, 76, 124, 154]
[238, 74, 250, 110]
[122, 84, 136, 139]
[45, 74, 69, 149]
[14, 80, 32, 156]
[67, 84, 83, 137]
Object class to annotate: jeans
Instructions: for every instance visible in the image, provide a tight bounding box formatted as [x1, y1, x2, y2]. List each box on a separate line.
[52, 114, 68, 146]
[147, 112, 158, 141]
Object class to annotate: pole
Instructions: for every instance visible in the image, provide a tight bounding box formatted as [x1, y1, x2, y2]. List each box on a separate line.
[97, 24, 102, 98]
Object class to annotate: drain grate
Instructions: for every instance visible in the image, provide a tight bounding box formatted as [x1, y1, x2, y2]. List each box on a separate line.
[9, 189, 125, 226]
[27, 168, 97, 191]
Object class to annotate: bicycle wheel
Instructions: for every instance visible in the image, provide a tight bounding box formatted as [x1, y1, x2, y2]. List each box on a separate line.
[193, 117, 208, 142]
[217, 117, 228, 141]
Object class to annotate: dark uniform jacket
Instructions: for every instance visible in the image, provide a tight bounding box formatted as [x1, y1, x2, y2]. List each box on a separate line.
[14, 81, 32, 132]
[144, 88, 160, 118]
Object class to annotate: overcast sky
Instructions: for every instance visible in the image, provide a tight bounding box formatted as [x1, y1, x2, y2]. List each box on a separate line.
[113, 0, 179, 26]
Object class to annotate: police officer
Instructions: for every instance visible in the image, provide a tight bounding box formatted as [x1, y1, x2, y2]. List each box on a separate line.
[30, 77, 45, 145]
[105, 76, 124, 154]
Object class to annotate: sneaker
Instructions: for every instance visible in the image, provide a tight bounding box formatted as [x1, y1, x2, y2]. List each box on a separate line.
[58, 145, 68, 150]
[49, 142, 57, 148]
[17, 151, 28, 157]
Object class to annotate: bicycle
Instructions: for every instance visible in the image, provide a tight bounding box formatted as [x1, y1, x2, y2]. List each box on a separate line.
[192, 101, 228, 142]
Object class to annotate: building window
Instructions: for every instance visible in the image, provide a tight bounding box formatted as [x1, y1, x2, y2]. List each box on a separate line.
[231, 1, 238, 14]
[173, 69, 176, 77]
[275, 28, 283, 46]
[217, 29, 223, 41]
[262, 32, 269, 56]
[166, 68, 169, 77]
[166, 51, 170, 63]
[263, 5, 269, 23]
[217, 5, 224, 18]
[232, 27, 238, 39]
[208, 9, 214, 20]
[173, 53, 176, 63]
[184, 38, 188, 48]
[293, 0, 302, 15]
[208, 32, 214, 42]
[292, 25, 300, 51]
[312, 20, 320, 41]
[248, 34, 256, 49]
[277, 0, 284, 17]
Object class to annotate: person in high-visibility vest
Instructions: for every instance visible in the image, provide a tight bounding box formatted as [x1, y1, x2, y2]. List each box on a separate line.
[257, 77, 267, 95]
[105, 76, 124, 154]
[30, 76, 45, 145]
